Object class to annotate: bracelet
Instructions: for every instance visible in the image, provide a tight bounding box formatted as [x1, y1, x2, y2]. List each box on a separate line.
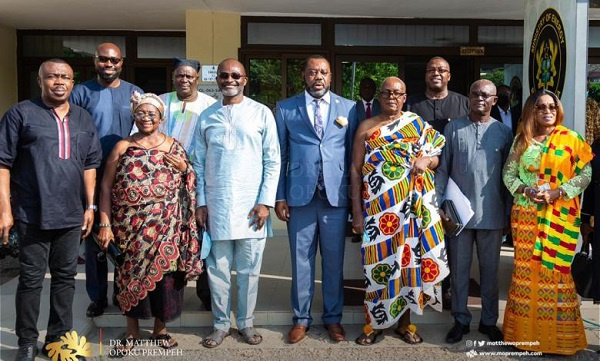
[558, 188, 565, 199]
[87, 205, 97, 211]
[98, 223, 111, 228]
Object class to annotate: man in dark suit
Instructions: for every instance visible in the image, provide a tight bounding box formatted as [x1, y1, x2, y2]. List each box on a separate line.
[490, 84, 521, 248]
[490, 84, 521, 137]
[355, 77, 381, 122]
[275, 55, 358, 344]
[350, 77, 382, 242]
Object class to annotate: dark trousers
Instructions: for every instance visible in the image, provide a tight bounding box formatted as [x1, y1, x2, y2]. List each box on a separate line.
[447, 228, 503, 326]
[15, 221, 80, 345]
[84, 235, 108, 304]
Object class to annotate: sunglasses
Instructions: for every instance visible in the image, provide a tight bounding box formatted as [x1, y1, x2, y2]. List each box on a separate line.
[95, 56, 122, 64]
[535, 104, 558, 113]
[218, 72, 246, 80]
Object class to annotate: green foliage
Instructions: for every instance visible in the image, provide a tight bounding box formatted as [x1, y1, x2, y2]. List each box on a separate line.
[480, 69, 504, 87]
[341, 62, 399, 100]
[248, 59, 282, 111]
[589, 83, 600, 103]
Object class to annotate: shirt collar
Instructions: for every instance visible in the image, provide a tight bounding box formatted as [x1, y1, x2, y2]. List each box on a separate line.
[305, 90, 330, 106]
[499, 107, 511, 115]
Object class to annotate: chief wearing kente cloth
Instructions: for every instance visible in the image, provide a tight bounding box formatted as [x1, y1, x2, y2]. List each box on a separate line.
[350, 77, 449, 345]
[502, 90, 592, 355]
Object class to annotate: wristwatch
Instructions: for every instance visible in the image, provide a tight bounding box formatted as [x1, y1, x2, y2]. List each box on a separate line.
[87, 205, 98, 211]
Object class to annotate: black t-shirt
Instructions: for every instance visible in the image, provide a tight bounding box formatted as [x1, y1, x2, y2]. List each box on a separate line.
[405, 91, 469, 133]
[0, 98, 102, 229]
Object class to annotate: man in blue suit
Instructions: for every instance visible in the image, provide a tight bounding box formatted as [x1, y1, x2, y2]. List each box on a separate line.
[275, 55, 358, 344]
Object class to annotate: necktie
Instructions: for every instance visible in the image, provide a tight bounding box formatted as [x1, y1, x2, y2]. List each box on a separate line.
[313, 99, 323, 138]
[366, 102, 372, 119]
[313, 99, 325, 190]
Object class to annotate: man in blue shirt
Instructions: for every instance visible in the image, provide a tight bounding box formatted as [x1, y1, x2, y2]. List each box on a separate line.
[70, 43, 143, 318]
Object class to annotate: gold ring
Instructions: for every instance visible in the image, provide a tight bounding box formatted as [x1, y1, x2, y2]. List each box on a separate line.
[352, 229, 359, 235]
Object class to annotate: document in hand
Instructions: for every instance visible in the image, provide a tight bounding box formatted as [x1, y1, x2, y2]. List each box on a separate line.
[442, 178, 474, 236]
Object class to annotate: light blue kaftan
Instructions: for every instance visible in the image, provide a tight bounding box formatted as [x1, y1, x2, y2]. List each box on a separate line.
[193, 96, 280, 240]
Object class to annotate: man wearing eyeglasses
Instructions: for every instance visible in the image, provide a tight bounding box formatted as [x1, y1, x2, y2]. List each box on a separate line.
[405, 57, 469, 134]
[70, 43, 143, 319]
[0, 59, 102, 361]
[274, 55, 358, 344]
[435, 79, 513, 345]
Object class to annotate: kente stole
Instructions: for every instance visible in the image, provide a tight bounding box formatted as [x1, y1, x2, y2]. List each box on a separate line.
[534, 125, 593, 278]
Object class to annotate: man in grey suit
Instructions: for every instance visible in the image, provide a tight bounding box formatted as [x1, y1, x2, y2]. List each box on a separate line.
[275, 55, 358, 344]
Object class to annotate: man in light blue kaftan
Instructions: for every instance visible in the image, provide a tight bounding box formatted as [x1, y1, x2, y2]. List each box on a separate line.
[194, 59, 280, 347]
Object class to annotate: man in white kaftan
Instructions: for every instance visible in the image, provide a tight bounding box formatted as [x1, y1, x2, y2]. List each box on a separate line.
[194, 58, 280, 347]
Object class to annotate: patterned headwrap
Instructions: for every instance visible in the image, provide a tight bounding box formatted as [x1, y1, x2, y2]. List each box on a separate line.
[130, 91, 166, 119]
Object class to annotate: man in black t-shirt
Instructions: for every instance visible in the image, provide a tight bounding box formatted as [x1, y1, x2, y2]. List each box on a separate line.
[405, 56, 469, 134]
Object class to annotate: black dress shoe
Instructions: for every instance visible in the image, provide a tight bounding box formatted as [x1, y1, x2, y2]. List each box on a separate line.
[446, 322, 470, 344]
[479, 324, 503, 342]
[86, 301, 107, 318]
[14, 344, 37, 361]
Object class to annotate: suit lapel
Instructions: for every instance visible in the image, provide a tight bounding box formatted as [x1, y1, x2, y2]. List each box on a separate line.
[297, 95, 319, 138]
[323, 93, 340, 139]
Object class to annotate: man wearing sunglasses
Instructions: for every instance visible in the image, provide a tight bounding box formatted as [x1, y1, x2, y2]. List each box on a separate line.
[275, 55, 358, 344]
[70, 43, 143, 319]
[194, 58, 280, 348]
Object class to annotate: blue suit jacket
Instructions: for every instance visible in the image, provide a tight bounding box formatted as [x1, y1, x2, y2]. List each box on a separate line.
[276, 92, 358, 207]
[355, 99, 381, 122]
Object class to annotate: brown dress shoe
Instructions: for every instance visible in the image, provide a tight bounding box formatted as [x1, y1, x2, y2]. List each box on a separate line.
[288, 325, 308, 344]
[325, 323, 346, 342]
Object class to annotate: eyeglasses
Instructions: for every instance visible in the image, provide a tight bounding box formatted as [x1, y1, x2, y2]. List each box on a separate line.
[380, 90, 406, 99]
[95, 56, 122, 64]
[134, 111, 159, 120]
[218, 72, 246, 80]
[44, 73, 72, 81]
[426, 67, 449, 74]
[535, 104, 558, 113]
[470, 91, 496, 100]
[305, 69, 330, 77]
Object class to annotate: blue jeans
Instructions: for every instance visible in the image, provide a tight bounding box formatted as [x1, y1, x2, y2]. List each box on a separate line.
[205, 238, 266, 331]
[15, 221, 80, 345]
